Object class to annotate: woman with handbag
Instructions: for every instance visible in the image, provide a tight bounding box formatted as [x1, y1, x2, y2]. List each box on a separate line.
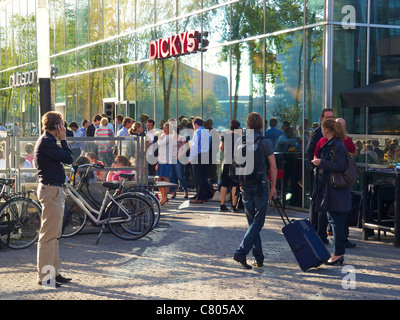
[311, 119, 351, 266]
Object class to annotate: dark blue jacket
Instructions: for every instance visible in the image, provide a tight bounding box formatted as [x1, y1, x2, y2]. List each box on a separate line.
[34, 132, 73, 184]
[312, 137, 351, 213]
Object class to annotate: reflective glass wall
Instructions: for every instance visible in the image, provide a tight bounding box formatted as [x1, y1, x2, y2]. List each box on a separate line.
[1, 0, 399, 209]
[331, 0, 400, 194]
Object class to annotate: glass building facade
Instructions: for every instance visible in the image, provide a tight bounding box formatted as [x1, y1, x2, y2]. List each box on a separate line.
[1, 0, 400, 210]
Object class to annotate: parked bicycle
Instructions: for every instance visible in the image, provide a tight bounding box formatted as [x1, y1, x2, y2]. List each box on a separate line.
[63, 164, 161, 233]
[0, 178, 41, 250]
[61, 163, 155, 244]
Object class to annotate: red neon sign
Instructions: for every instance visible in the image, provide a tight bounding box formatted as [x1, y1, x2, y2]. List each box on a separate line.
[149, 31, 209, 60]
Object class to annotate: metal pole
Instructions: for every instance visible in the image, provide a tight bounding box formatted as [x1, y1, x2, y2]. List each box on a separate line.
[36, 0, 51, 119]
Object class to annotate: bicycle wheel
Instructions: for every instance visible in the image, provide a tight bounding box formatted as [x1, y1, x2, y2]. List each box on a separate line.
[124, 188, 161, 229]
[106, 193, 154, 240]
[0, 197, 41, 249]
[61, 198, 87, 238]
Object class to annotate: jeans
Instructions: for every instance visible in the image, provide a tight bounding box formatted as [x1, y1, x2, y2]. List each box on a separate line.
[234, 183, 268, 263]
[170, 160, 187, 192]
[327, 211, 346, 256]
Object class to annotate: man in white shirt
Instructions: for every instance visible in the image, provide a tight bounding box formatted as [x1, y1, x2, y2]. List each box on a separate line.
[189, 117, 210, 204]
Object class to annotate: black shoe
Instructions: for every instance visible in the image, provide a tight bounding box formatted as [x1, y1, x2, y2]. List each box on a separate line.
[231, 206, 238, 212]
[345, 240, 356, 248]
[56, 274, 72, 283]
[38, 279, 62, 288]
[233, 255, 252, 269]
[252, 260, 263, 268]
[219, 204, 229, 212]
[325, 255, 344, 266]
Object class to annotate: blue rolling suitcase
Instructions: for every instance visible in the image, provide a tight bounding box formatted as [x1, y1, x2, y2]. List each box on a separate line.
[273, 198, 330, 271]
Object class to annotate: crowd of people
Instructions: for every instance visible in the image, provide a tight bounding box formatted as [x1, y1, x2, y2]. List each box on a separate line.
[14, 108, 396, 273]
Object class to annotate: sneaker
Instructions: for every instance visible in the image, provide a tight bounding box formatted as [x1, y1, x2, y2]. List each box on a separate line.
[219, 204, 229, 212]
[231, 205, 238, 212]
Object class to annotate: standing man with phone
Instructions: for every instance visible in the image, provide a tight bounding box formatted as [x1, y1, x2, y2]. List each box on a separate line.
[34, 111, 73, 288]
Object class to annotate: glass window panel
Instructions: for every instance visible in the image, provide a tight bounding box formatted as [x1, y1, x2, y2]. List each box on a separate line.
[368, 107, 400, 135]
[55, 78, 65, 104]
[119, 34, 135, 64]
[266, 0, 304, 32]
[27, 0, 36, 62]
[65, 0, 76, 50]
[231, 0, 264, 41]
[136, 28, 154, 61]
[203, 0, 230, 9]
[266, 31, 304, 130]
[18, 0, 28, 65]
[119, 0, 135, 34]
[122, 65, 136, 106]
[103, 68, 117, 99]
[26, 85, 39, 136]
[178, 0, 202, 16]
[371, 0, 400, 25]
[89, 0, 103, 42]
[136, 61, 155, 123]
[77, 74, 90, 123]
[332, 26, 367, 134]
[55, 54, 66, 76]
[202, 45, 228, 128]
[369, 27, 400, 84]
[305, 0, 324, 24]
[5, 3, 13, 67]
[156, 1, 176, 24]
[103, 39, 119, 67]
[89, 43, 103, 69]
[136, 0, 154, 29]
[156, 57, 177, 122]
[89, 71, 103, 115]
[203, 5, 228, 45]
[77, 0, 89, 46]
[304, 26, 324, 126]
[54, 0, 65, 54]
[77, 48, 89, 72]
[66, 51, 76, 75]
[177, 53, 202, 124]
[103, 0, 118, 39]
[66, 76, 77, 124]
[334, 0, 367, 24]
[0, 8, 6, 68]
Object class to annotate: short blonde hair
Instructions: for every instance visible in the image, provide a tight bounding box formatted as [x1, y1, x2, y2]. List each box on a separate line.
[100, 117, 109, 127]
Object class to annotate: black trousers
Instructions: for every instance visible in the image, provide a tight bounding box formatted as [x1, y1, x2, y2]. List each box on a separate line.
[192, 162, 209, 201]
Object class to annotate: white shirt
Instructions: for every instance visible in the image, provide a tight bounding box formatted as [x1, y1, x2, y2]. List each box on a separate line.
[189, 126, 210, 162]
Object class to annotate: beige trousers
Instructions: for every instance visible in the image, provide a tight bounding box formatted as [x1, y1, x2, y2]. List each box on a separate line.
[37, 183, 65, 282]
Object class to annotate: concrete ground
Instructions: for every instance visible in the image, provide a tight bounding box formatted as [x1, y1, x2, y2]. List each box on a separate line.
[0, 192, 399, 301]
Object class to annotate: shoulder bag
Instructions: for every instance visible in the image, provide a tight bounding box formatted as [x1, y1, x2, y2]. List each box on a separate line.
[330, 144, 361, 189]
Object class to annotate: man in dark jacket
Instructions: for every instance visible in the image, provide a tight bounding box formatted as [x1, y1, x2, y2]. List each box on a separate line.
[35, 111, 73, 288]
[307, 108, 334, 234]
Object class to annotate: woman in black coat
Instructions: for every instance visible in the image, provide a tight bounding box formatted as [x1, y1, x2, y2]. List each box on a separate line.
[311, 119, 351, 265]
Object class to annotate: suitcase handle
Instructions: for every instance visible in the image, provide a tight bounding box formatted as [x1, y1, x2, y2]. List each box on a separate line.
[272, 197, 291, 226]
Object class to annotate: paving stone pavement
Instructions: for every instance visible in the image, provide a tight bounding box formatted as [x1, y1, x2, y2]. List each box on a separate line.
[0, 192, 399, 300]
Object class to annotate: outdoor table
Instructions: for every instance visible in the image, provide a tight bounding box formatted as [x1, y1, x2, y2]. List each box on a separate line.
[362, 169, 400, 247]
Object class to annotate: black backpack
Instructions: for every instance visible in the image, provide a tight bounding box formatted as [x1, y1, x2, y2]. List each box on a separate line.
[229, 135, 268, 185]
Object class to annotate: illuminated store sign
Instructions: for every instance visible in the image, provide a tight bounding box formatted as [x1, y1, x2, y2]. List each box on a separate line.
[149, 30, 209, 60]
